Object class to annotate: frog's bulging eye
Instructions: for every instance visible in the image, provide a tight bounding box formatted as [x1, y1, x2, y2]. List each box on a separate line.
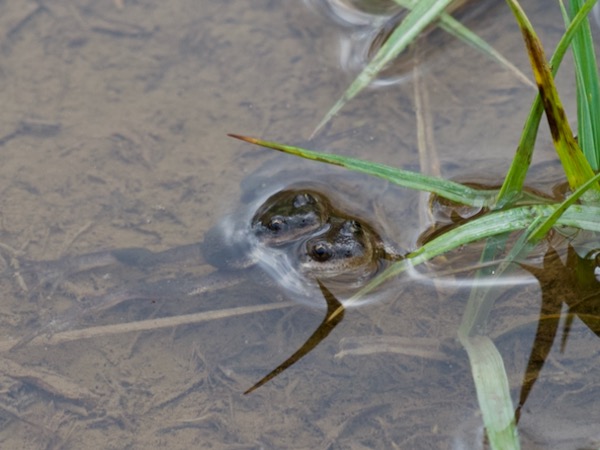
[310, 241, 333, 262]
[293, 193, 315, 208]
[267, 216, 286, 232]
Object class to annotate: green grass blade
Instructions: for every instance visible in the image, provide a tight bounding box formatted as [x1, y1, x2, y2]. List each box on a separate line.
[392, 0, 535, 89]
[564, 0, 600, 170]
[344, 205, 542, 307]
[554, 203, 600, 231]
[527, 171, 600, 241]
[230, 134, 600, 234]
[496, 0, 599, 206]
[505, 0, 599, 196]
[229, 134, 497, 207]
[345, 198, 600, 307]
[459, 233, 512, 334]
[313, 0, 455, 135]
[459, 335, 520, 450]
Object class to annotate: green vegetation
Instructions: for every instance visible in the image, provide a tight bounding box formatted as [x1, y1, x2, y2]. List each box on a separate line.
[232, 1, 600, 448]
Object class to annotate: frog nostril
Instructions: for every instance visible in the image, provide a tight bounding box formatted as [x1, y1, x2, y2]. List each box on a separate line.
[341, 220, 362, 236]
[267, 216, 286, 232]
[293, 193, 315, 208]
[310, 241, 333, 262]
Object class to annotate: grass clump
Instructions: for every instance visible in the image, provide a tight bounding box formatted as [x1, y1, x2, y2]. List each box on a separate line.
[232, 1, 600, 448]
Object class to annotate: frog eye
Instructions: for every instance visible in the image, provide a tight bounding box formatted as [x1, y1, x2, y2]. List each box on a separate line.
[310, 241, 333, 262]
[267, 216, 286, 232]
[293, 193, 315, 208]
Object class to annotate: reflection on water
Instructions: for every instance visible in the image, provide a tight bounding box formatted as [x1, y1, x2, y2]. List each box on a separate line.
[517, 244, 600, 421]
[244, 281, 345, 394]
[0, 0, 598, 448]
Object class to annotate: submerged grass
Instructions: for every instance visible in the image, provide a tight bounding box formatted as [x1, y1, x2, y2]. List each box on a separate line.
[232, 1, 600, 448]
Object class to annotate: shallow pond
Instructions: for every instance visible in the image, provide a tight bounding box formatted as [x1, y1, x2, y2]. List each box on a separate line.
[0, 1, 599, 449]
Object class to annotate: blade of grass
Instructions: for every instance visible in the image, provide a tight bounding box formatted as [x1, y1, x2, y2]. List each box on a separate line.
[229, 134, 498, 207]
[527, 171, 600, 242]
[339, 205, 543, 313]
[313, 0, 455, 135]
[563, 0, 600, 170]
[459, 230, 517, 336]
[0, 302, 296, 352]
[505, 0, 599, 197]
[392, 0, 535, 89]
[496, 0, 599, 207]
[552, 203, 600, 230]
[458, 335, 520, 450]
[334, 198, 600, 318]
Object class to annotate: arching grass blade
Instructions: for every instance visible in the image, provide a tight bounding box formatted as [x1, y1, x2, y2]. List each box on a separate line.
[229, 134, 497, 207]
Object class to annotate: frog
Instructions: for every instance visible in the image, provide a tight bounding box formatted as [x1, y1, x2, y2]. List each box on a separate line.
[185, 186, 398, 308]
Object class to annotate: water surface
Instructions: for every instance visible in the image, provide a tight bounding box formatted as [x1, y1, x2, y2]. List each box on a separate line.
[0, 1, 598, 449]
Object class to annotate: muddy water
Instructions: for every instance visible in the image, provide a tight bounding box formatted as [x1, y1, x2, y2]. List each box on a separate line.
[0, 1, 598, 449]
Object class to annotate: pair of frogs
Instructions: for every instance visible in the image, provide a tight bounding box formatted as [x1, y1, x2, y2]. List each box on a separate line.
[5, 184, 402, 393]
[205, 187, 399, 300]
